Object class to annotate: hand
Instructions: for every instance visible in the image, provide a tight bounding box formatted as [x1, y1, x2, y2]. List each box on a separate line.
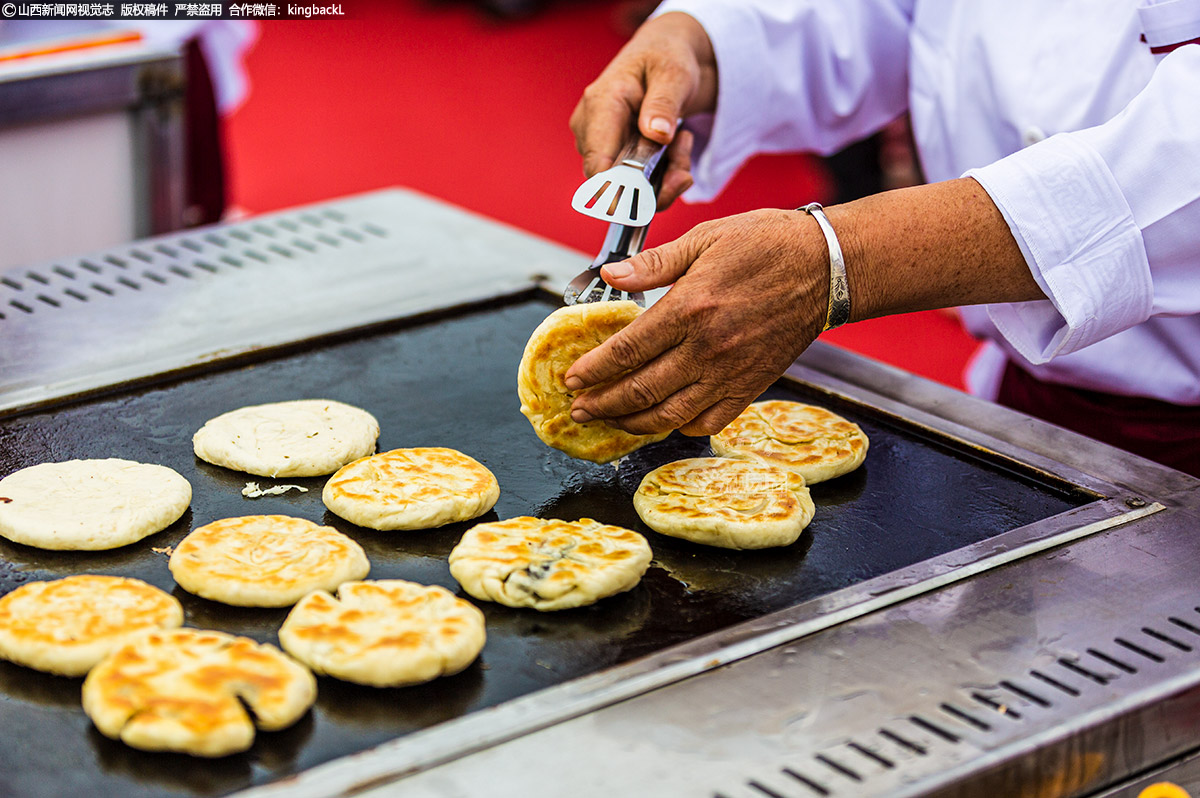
[569, 12, 718, 209]
[564, 209, 830, 436]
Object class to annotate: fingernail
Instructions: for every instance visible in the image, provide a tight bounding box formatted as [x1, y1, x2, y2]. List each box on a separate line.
[605, 262, 633, 278]
[564, 375, 584, 391]
[649, 117, 673, 136]
[571, 408, 594, 423]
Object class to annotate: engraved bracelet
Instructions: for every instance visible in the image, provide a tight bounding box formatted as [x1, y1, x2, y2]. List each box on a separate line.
[800, 202, 850, 332]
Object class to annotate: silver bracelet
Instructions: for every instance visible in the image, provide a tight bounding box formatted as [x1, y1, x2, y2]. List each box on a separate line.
[800, 202, 850, 332]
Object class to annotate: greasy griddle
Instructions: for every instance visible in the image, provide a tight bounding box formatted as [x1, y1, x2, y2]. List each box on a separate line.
[0, 295, 1087, 798]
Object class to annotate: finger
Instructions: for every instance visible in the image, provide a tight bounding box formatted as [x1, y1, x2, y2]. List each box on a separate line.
[600, 232, 705, 291]
[638, 62, 694, 144]
[572, 85, 640, 178]
[563, 309, 682, 392]
[657, 130, 694, 209]
[602, 382, 720, 436]
[569, 345, 699, 421]
[678, 396, 752, 437]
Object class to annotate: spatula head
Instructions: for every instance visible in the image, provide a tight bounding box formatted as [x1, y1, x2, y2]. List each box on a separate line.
[571, 164, 656, 227]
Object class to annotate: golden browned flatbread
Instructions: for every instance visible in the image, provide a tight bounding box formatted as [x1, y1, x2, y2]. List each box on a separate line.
[279, 580, 485, 687]
[448, 516, 652, 611]
[0, 575, 183, 676]
[322, 448, 499, 531]
[518, 301, 670, 463]
[634, 457, 815, 549]
[711, 400, 868, 484]
[0, 459, 191, 551]
[82, 628, 316, 757]
[169, 515, 369, 607]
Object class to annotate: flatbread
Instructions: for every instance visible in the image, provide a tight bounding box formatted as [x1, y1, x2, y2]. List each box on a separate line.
[192, 399, 380, 478]
[633, 457, 815, 549]
[518, 301, 670, 463]
[0, 576, 183, 677]
[448, 516, 652, 611]
[0, 459, 191, 551]
[710, 400, 868, 484]
[82, 628, 316, 757]
[169, 515, 369, 607]
[279, 579, 485, 687]
[322, 448, 499, 531]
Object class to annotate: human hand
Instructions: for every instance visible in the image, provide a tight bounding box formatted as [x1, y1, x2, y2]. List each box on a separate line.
[569, 11, 717, 209]
[564, 209, 830, 436]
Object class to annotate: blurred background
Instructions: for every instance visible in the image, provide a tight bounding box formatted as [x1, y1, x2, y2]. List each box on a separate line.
[0, 0, 981, 388]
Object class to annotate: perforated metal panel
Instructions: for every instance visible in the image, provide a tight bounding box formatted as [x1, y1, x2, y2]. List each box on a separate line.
[0, 188, 583, 415]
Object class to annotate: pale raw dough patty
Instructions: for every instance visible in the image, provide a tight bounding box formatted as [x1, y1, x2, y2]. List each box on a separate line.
[279, 579, 485, 687]
[192, 399, 380, 478]
[634, 457, 815, 550]
[0, 575, 183, 677]
[0, 459, 191, 551]
[448, 516, 652, 611]
[711, 400, 869, 484]
[322, 448, 500, 531]
[518, 301, 670, 463]
[169, 515, 369, 607]
[82, 628, 316, 758]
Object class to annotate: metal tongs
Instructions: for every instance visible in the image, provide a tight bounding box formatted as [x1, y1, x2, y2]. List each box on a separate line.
[564, 136, 667, 306]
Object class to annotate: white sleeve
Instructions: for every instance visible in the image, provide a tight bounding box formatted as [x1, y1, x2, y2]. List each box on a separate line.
[965, 46, 1200, 364]
[653, 0, 915, 200]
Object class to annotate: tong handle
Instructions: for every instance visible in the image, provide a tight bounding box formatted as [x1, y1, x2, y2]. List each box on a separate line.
[617, 135, 665, 172]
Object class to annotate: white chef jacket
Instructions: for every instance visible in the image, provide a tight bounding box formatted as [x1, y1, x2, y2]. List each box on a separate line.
[654, 0, 1200, 405]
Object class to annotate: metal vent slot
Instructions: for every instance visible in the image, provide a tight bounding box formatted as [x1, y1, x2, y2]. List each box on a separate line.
[909, 714, 963, 742]
[316, 233, 342, 247]
[339, 228, 365, 243]
[220, 255, 244, 268]
[1029, 669, 1081, 696]
[79, 260, 102, 273]
[52, 266, 76, 279]
[323, 209, 347, 222]
[115, 276, 140, 291]
[179, 239, 203, 253]
[155, 244, 179, 257]
[1, 277, 21, 290]
[1086, 647, 1138, 674]
[363, 222, 388, 237]
[90, 282, 114, 296]
[142, 271, 167, 285]
[267, 244, 295, 259]
[780, 768, 831, 796]
[877, 727, 928, 756]
[252, 223, 278, 237]
[36, 294, 60, 308]
[291, 238, 318, 252]
[968, 692, 1022, 720]
[193, 260, 219, 273]
[1056, 657, 1110, 685]
[10, 300, 33, 314]
[1141, 626, 1193, 651]
[104, 255, 128, 269]
[129, 249, 154, 263]
[1114, 637, 1165, 663]
[813, 754, 863, 783]
[63, 288, 88, 302]
[168, 265, 193, 279]
[938, 703, 992, 732]
[25, 270, 49, 285]
[243, 249, 269, 263]
[1169, 616, 1200, 636]
[846, 742, 895, 770]
[228, 229, 253, 243]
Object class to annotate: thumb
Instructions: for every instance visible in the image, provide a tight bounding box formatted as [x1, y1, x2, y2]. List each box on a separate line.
[638, 64, 692, 143]
[601, 233, 702, 291]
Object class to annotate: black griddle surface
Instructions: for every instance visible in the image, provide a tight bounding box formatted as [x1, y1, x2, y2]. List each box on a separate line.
[0, 296, 1088, 797]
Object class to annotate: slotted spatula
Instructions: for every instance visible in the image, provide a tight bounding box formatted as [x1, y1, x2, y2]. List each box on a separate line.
[564, 141, 668, 306]
[570, 137, 664, 227]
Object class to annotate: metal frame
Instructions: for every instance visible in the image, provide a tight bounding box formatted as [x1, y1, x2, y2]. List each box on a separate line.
[2, 189, 1197, 798]
[0, 42, 186, 240]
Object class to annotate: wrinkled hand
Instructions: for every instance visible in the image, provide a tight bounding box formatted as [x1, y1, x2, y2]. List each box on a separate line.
[564, 210, 830, 436]
[569, 11, 718, 209]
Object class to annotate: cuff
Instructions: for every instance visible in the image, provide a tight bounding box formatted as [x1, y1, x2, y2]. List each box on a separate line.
[964, 134, 1151, 364]
[653, 1, 774, 201]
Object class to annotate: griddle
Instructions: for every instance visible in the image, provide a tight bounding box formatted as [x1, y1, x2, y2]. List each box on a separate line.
[0, 293, 1086, 798]
[3, 189, 1197, 798]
